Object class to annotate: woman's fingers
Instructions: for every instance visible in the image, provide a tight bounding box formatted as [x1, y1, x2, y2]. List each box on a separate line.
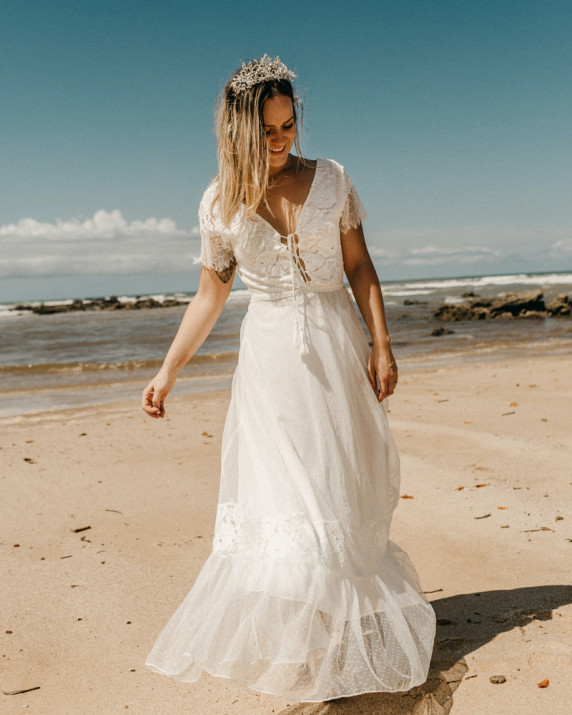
[369, 346, 399, 402]
[367, 358, 377, 393]
[377, 376, 391, 401]
[142, 383, 165, 418]
[372, 365, 398, 401]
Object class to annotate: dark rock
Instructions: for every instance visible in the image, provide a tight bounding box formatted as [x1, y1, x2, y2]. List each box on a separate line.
[546, 293, 572, 316]
[30, 303, 71, 315]
[469, 298, 492, 309]
[489, 290, 545, 317]
[434, 304, 489, 321]
[403, 299, 428, 305]
[462, 291, 478, 298]
[434, 304, 473, 321]
[96, 296, 124, 311]
[434, 290, 552, 322]
[133, 298, 161, 309]
[12, 295, 188, 315]
[431, 327, 455, 336]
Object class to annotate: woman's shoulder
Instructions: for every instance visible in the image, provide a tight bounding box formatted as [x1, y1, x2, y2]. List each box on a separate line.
[316, 157, 347, 173]
[198, 178, 224, 229]
[315, 159, 357, 194]
[198, 177, 244, 237]
[199, 177, 219, 210]
[198, 180, 224, 240]
[315, 158, 353, 186]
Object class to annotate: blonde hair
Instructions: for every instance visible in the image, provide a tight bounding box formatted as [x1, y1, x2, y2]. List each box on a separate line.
[214, 75, 304, 226]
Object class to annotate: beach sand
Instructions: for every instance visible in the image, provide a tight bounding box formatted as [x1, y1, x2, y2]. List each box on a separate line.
[1, 354, 571, 714]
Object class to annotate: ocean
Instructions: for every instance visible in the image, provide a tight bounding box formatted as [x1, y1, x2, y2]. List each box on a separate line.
[1, 272, 571, 420]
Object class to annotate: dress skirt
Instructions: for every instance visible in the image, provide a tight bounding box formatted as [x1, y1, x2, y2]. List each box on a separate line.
[145, 286, 436, 702]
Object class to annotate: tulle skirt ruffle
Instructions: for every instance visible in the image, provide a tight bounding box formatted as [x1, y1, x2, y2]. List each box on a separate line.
[146, 287, 436, 701]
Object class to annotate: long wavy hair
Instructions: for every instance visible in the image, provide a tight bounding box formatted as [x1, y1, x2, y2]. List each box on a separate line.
[214, 74, 304, 226]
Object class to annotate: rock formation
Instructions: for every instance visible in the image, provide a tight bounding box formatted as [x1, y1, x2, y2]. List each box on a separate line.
[434, 290, 571, 322]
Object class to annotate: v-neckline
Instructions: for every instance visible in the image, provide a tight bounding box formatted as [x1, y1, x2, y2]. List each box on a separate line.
[254, 158, 321, 239]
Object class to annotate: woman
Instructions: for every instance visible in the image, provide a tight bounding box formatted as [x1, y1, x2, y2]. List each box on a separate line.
[143, 55, 435, 702]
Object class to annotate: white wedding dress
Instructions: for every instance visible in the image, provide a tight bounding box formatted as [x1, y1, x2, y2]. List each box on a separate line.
[145, 159, 436, 702]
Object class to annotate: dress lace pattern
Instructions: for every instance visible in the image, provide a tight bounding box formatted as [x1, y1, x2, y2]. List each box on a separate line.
[195, 159, 368, 296]
[213, 502, 388, 572]
[196, 202, 236, 274]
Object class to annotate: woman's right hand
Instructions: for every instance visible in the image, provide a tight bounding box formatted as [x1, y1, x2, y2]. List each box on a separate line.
[140, 266, 235, 420]
[141, 369, 177, 419]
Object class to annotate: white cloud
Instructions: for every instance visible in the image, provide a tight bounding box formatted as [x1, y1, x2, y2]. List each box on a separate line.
[403, 244, 500, 266]
[2, 211, 570, 280]
[369, 241, 500, 267]
[550, 238, 572, 255]
[0, 210, 199, 242]
[0, 210, 201, 277]
[367, 226, 571, 270]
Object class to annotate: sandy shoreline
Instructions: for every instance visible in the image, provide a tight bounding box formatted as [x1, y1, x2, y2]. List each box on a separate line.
[2, 354, 571, 714]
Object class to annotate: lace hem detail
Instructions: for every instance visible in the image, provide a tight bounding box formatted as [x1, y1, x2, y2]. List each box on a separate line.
[213, 502, 387, 572]
[193, 240, 236, 273]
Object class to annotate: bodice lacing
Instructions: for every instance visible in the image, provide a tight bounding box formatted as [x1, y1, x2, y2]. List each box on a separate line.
[284, 232, 310, 355]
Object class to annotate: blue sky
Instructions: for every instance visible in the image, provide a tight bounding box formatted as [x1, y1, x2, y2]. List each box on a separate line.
[1, 0, 571, 301]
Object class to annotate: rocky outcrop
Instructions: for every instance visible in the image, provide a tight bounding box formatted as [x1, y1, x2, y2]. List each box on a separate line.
[13, 295, 188, 315]
[546, 293, 572, 316]
[434, 290, 571, 322]
[431, 326, 455, 336]
[434, 303, 488, 322]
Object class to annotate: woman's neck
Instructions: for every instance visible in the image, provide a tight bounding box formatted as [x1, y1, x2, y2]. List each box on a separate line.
[268, 153, 297, 179]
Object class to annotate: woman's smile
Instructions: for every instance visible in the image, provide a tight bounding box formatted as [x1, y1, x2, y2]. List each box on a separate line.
[263, 94, 296, 172]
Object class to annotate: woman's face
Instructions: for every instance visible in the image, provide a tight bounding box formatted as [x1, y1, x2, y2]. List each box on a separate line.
[262, 94, 296, 172]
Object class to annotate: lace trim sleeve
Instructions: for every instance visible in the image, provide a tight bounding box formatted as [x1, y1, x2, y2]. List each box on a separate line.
[194, 191, 236, 273]
[340, 169, 368, 232]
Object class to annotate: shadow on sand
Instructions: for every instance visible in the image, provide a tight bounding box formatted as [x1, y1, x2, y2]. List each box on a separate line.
[278, 584, 572, 715]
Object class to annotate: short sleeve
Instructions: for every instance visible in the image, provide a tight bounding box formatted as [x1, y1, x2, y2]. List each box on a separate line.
[340, 168, 368, 232]
[194, 186, 236, 273]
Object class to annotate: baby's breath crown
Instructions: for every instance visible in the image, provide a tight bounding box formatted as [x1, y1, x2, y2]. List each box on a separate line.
[229, 54, 296, 94]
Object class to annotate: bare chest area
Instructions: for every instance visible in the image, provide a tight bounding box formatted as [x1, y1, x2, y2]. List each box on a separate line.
[256, 161, 317, 238]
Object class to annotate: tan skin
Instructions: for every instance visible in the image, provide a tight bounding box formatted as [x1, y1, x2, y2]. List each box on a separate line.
[142, 94, 397, 418]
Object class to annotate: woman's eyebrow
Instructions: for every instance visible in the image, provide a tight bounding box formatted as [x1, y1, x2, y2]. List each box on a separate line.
[263, 115, 295, 126]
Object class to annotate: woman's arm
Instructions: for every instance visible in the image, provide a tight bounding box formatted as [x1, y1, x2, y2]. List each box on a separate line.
[341, 223, 398, 402]
[141, 266, 235, 418]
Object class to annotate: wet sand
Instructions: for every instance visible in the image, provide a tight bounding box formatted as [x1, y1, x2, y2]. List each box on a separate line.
[1, 354, 571, 714]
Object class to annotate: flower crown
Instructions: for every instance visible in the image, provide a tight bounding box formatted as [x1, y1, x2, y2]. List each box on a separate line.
[229, 54, 296, 94]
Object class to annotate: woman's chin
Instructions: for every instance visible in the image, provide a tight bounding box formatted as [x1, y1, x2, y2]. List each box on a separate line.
[268, 151, 291, 171]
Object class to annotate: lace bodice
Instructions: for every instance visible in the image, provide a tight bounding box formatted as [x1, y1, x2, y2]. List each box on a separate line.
[196, 158, 367, 297]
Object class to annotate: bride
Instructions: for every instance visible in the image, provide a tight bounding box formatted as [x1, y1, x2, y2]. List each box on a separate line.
[143, 55, 435, 702]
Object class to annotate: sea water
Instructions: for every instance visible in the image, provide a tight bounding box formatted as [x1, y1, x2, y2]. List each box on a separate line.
[1, 272, 571, 419]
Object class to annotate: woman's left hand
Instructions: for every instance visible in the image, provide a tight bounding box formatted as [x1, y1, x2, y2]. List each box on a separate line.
[368, 343, 398, 402]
